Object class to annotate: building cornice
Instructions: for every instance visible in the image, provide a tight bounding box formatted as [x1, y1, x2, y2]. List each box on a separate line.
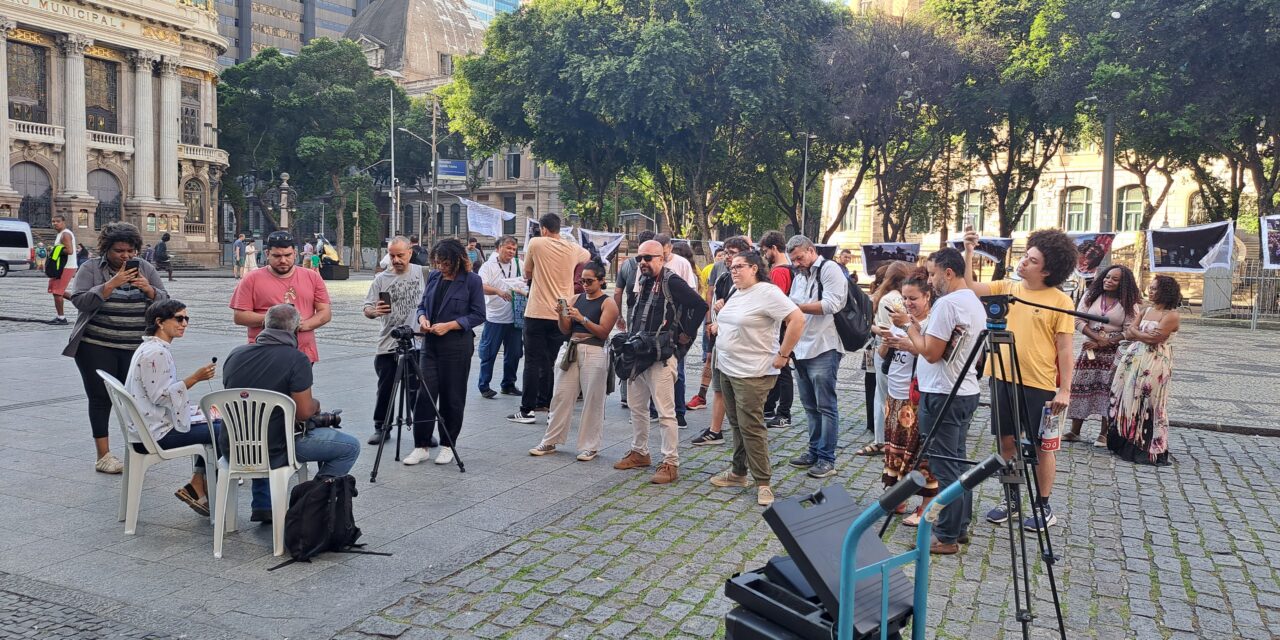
[0, 0, 228, 56]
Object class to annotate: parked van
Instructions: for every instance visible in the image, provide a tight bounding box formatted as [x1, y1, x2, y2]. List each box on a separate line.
[0, 219, 35, 277]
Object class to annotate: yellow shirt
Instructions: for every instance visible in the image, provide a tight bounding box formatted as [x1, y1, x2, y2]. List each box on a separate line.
[699, 262, 714, 298]
[985, 280, 1075, 391]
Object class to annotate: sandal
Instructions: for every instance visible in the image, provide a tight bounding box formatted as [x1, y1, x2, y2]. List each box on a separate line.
[1061, 432, 1081, 443]
[893, 501, 910, 515]
[175, 484, 210, 517]
[903, 510, 922, 527]
[855, 443, 884, 457]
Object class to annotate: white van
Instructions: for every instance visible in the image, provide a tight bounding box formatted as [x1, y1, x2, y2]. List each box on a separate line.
[0, 219, 35, 277]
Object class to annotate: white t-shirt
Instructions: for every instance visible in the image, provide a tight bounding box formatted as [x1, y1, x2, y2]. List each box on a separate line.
[57, 229, 77, 269]
[885, 325, 918, 400]
[633, 253, 698, 292]
[916, 288, 985, 396]
[478, 255, 523, 323]
[714, 282, 798, 378]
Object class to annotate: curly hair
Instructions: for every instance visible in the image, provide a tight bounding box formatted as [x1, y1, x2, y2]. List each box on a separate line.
[96, 222, 143, 256]
[143, 299, 187, 336]
[430, 238, 469, 276]
[1025, 229, 1078, 288]
[1149, 275, 1182, 310]
[1083, 265, 1141, 314]
[732, 250, 772, 284]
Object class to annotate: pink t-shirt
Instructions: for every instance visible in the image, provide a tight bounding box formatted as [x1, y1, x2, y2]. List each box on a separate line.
[229, 267, 331, 363]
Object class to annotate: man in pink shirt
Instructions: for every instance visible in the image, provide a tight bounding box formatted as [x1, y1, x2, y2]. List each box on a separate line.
[230, 230, 332, 363]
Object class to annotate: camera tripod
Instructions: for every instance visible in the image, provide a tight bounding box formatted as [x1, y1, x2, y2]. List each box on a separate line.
[878, 294, 1109, 640]
[369, 330, 465, 482]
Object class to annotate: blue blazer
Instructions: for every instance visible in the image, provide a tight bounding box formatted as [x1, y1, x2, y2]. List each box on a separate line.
[418, 270, 486, 333]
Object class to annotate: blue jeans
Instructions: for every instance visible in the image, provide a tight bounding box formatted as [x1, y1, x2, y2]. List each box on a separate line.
[477, 321, 523, 392]
[140, 420, 221, 474]
[251, 427, 361, 510]
[794, 349, 843, 464]
[917, 392, 980, 544]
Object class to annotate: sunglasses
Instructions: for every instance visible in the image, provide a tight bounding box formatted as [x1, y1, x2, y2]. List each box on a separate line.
[636, 254, 659, 262]
[172, 315, 190, 324]
[580, 277, 598, 284]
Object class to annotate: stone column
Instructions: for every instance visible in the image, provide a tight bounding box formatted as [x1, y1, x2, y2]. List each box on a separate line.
[58, 34, 92, 197]
[0, 18, 17, 195]
[157, 56, 180, 205]
[129, 50, 158, 204]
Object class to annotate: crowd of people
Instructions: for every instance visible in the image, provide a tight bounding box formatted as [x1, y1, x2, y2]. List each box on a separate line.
[54, 216, 1184, 552]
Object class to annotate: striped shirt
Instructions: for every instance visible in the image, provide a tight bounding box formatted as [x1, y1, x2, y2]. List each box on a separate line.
[81, 284, 150, 350]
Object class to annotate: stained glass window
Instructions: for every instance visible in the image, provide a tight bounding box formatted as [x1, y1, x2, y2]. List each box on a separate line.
[181, 78, 201, 145]
[8, 43, 48, 124]
[85, 58, 119, 133]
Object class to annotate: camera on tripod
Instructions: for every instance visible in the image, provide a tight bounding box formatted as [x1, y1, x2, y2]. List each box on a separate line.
[390, 324, 416, 342]
[980, 294, 1011, 325]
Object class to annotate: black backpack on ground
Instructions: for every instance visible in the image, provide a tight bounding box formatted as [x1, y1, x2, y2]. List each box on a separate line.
[270, 475, 389, 569]
[816, 260, 874, 352]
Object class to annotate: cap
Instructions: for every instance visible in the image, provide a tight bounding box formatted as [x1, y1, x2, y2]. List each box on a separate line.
[265, 230, 295, 248]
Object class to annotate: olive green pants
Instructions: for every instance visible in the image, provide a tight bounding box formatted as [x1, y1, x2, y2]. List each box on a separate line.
[717, 371, 778, 485]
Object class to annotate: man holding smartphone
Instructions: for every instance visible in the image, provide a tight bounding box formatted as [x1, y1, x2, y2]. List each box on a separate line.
[363, 236, 427, 445]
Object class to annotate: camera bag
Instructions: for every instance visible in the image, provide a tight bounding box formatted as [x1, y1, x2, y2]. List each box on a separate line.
[269, 475, 390, 570]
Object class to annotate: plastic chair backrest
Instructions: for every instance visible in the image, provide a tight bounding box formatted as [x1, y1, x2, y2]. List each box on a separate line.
[97, 369, 163, 454]
[200, 388, 296, 475]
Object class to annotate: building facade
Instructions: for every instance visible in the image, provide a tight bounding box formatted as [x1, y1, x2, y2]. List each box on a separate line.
[463, 0, 517, 25]
[214, 0, 369, 66]
[1, 0, 230, 265]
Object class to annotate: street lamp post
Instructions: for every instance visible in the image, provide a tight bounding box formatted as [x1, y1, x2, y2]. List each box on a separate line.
[377, 69, 404, 239]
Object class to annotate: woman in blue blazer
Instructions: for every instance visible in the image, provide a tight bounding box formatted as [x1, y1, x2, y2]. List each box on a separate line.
[406, 238, 487, 466]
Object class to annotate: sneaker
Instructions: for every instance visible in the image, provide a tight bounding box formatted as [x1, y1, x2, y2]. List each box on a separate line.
[529, 444, 556, 456]
[985, 503, 1017, 524]
[94, 452, 123, 474]
[677, 414, 688, 428]
[789, 452, 817, 468]
[807, 460, 837, 478]
[709, 470, 751, 488]
[763, 411, 776, 421]
[249, 509, 272, 524]
[367, 428, 390, 445]
[613, 450, 652, 470]
[620, 400, 629, 409]
[757, 485, 775, 507]
[501, 386, 522, 396]
[687, 395, 707, 410]
[576, 450, 597, 462]
[480, 389, 497, 399]
[1022, 504, 1057, 532]
[532, 406, 550, 413]
[434, 447, 455, 465]
[766, 415, 791, 429]
[690, 429, 724, 446]
[51, 317, 69, 325]
[507, 410, 537, 424]
[929, 541, 960, 555]
[403, 447, 431, 465]
[650, 462, 679, 484]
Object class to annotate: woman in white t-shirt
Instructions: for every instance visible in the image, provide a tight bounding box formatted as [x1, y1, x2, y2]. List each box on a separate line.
[706, 251, 805, 507]
[861, 261, 914, 456]
[879, 269, 938, 526]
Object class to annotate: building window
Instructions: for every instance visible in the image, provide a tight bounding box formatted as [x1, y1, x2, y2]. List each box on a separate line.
[1187, 193, 1210, 225]
[439, 53, 453, 76]
[435, 204, 444, 234]
[85, 57, 119, 133]
[8, 42, 48, 124]
[485, 159, 494, 179]
[1116, 185, 1144, 231]
[88, 170, 122, 229]
[181, 78, 202, 145]
[12, 162, 52, 228]
[1011, 190, 1036, 231]
[504, 196, 518, 234]
[1061, 186, 1091, 231]
[506, 152, 521, 180]
[184, 180, 206, 224]
[840, 198, 857, 231]
[956, 189, 983, 231]
[450, 203, 461, 235]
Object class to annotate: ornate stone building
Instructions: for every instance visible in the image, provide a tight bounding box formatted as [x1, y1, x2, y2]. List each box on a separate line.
[0, 0, 229, 265]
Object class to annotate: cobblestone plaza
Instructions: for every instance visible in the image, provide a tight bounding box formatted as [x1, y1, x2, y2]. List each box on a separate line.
[1, 273, 1278, 639]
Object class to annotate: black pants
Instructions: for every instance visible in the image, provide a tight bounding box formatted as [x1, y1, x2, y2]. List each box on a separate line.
[413, 331, 473, 448]
[73, 342, 137, 439]
[763, 362, 794, 419]
[521, 318, 565, 412]
[373, 352, 418, 430]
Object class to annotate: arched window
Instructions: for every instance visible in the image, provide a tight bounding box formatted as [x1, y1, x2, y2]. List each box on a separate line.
[1115, 185, 1144, 231]
[88, 170, 122, 229]
[1060, 187, 1091, 231]
[183, 180, 205, 224]
[11, 162, 51, 228]
[450, 203, 461, 235]
[955, 189, 983, 231]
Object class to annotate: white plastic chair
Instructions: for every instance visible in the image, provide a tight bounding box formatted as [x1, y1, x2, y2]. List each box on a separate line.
[200, 388, 309, 558]
[97, 370, 219, 535]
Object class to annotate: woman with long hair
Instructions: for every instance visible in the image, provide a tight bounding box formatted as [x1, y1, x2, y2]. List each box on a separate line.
[125, 299, 219, 514]
[529, 262, 618, 461]
[1108, 276, 1181, 465]
[879, 269, 938, 525]
[706, 250, 805, 506]
[860, 260, 915, 456]
[1065, 265, 1141, 446]
[406, 239, 486, 466]
[64, 222, 169, 473]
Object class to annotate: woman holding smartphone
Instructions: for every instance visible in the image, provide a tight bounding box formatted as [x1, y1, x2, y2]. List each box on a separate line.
[64, 222, 169, 473]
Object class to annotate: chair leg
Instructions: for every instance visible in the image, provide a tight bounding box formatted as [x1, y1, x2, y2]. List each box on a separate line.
[124, 454, 149, 535]
[118, 454, 130, 523]
[225, 475, 239, 533]
[212, 472, 231, 558]
[269, 470, 291, 557]
[202, 446, 218, 527]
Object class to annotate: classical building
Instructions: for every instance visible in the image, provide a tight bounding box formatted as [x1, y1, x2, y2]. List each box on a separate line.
[214, 0, 370, 66]
[462, 0, 517, 25]
[0, 0, 230, 265]
[344, 0, 562, 245]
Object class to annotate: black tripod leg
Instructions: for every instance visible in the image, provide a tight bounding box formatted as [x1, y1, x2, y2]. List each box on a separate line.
[404, 352, 466, 473]
[369, 354, 407, 483]
[990, 342, 1035, 636]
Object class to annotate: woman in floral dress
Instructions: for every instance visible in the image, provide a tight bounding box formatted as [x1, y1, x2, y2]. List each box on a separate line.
[1065, 265, 1141, 446]
[1108, 275, 1181, 465]
[880, 269, 938, 525]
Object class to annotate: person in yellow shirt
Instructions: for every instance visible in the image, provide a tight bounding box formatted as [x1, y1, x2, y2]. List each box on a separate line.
[963, 228, 1077, 533]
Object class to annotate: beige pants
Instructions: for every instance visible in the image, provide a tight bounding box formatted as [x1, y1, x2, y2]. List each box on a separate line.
[628, 356, 679, 465]
[540, 342, 607, 452]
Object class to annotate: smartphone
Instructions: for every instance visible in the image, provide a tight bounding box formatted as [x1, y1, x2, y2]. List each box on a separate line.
[125, 259, 140, 271]
[557, 297, 568, 313]
[378, 292, 392, 307]
[963, 214, 976, 233]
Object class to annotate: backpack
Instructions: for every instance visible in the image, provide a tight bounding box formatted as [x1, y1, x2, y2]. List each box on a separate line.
[270, 475, 389, 569]
[815, 260, 874, 352]
[153, 242, 169, 263]
[44, 242, 67, 278]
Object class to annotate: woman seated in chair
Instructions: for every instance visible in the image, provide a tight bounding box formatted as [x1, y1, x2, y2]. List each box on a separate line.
[125, 299, 219, 515]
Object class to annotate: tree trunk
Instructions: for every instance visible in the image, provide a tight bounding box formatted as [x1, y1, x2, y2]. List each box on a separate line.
[821, 148, 873, 243]
[330, 173, 348, 251]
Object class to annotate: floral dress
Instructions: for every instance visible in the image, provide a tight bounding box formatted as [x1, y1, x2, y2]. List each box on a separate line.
[1107, 312, 1174, 465]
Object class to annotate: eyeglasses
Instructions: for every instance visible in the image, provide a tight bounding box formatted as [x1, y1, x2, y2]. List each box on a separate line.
[636, 255, 659, 262]
[172, 315, 190, 324]
[728, 264, 754, 272]
[580, 277, 598, 284]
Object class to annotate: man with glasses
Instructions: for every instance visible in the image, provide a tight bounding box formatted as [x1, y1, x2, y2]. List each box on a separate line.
[230, 230, 333, 365]
[612, 230, 656, 409]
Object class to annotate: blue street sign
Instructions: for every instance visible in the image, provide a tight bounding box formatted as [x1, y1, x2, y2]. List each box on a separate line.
[437, 159, 467, 180]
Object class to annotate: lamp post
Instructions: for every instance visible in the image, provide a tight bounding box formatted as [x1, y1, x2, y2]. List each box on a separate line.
[377, 69, 404, 238]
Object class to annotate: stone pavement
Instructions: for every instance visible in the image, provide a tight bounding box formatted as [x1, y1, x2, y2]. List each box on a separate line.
[1, 273, 1278, 639]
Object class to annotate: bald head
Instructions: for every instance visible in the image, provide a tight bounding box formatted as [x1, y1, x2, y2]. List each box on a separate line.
[637, 239, 665, 277]
[387, 235, 413, 273]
